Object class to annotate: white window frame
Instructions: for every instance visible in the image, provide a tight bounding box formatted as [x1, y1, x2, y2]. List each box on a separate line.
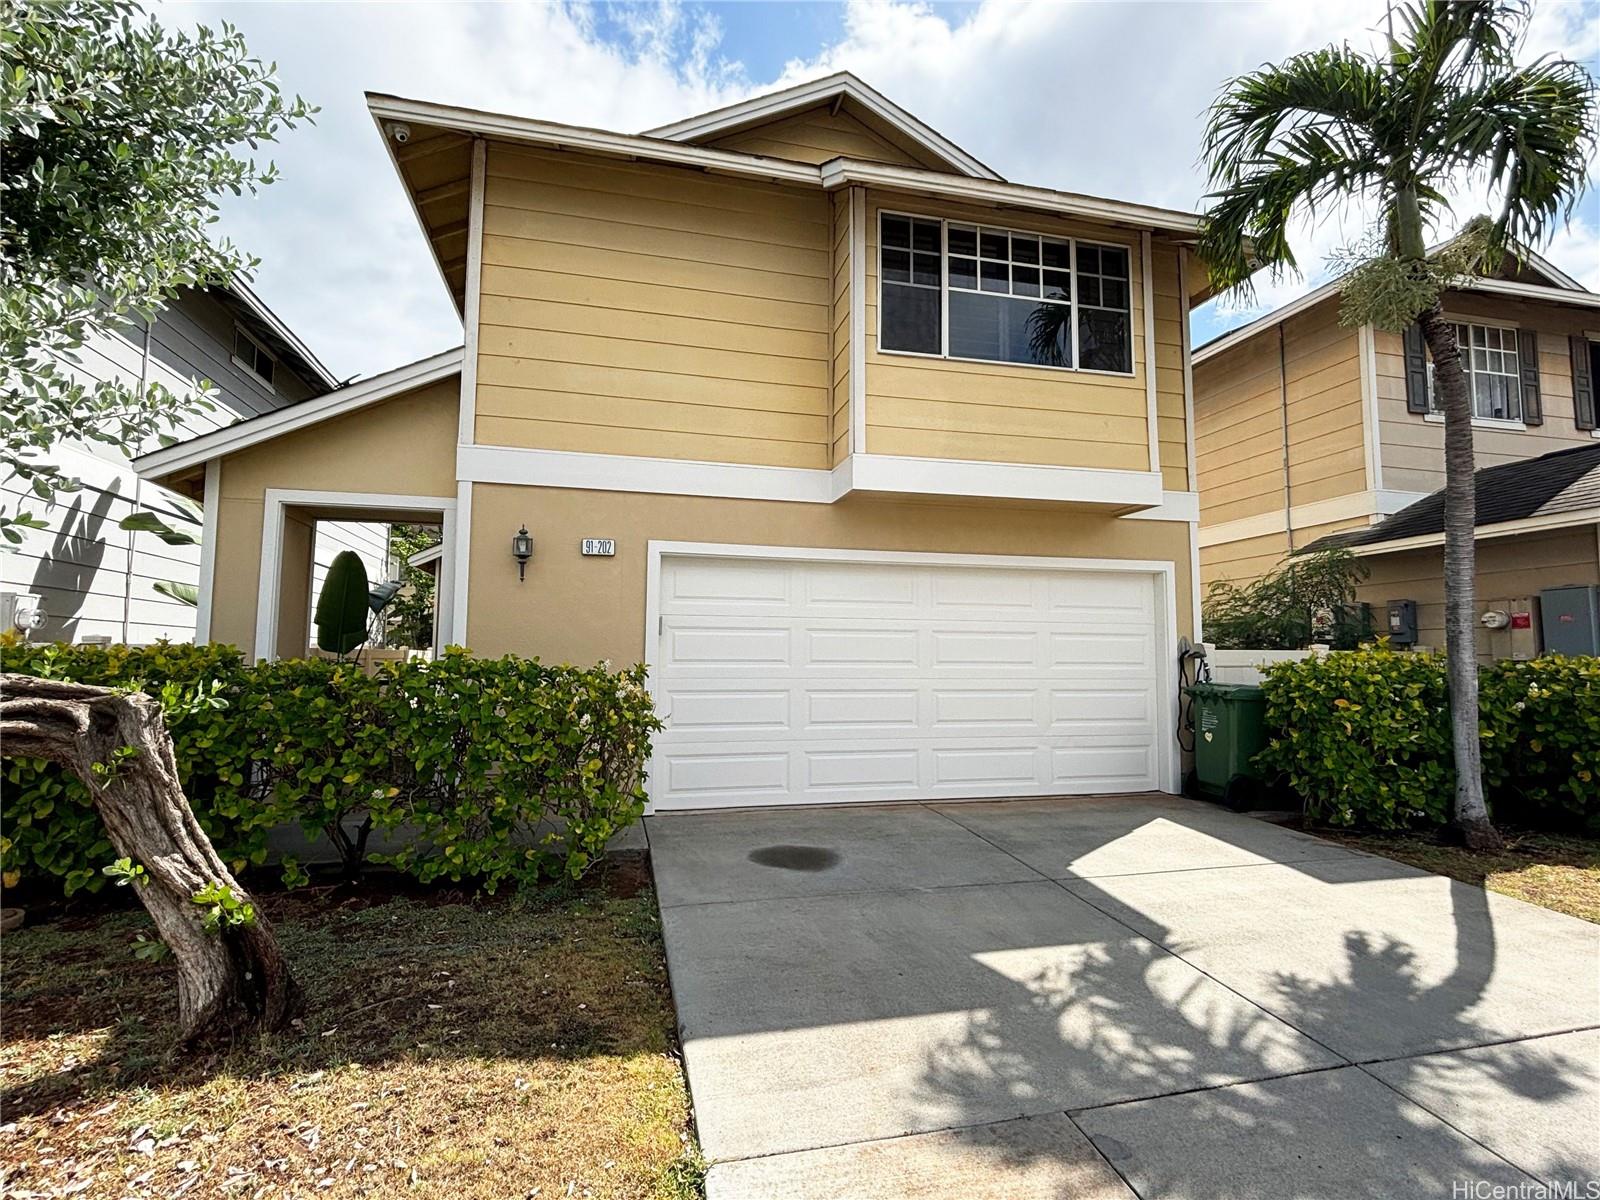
[1425, 319, 1523, 426]
[876, 208, 1137, 378]
[232, 323, 278, 392]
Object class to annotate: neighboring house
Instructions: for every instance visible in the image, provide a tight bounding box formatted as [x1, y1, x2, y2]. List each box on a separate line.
[1, 283, 390, 645]
[133, 72, 1214, 811]
[1191, 249, 1599, 643]
[1303, 443, 1600, 658]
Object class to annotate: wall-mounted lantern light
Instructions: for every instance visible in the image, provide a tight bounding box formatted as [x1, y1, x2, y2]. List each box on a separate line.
[512, 525, 534, 582]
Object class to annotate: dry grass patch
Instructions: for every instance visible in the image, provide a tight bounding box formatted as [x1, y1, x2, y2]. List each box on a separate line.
[1, 871, 702, 1199]
[1311, 827, 1600, 923]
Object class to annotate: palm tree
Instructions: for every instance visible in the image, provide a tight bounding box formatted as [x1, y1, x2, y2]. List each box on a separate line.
[1197, 0, 1596, 849]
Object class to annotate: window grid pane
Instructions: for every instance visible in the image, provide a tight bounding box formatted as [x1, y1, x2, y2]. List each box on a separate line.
[1432, 322, 1521, 421]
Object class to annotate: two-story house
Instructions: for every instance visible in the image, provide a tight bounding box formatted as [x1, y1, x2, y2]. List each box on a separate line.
[2, 282, 390, 645]
[132, 73, 1213, 810]
[1193, 251, 1600, 653]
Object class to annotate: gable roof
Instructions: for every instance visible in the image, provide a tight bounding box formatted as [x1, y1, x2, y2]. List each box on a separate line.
[645, 72, 1001, 181]
[133, 347, 463, 483]
[1194, 238, 1594, 367]
[1304, 442, 1600, 556]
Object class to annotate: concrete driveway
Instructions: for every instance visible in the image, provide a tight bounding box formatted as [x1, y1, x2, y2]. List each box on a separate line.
[646, 795, 1600, 1200]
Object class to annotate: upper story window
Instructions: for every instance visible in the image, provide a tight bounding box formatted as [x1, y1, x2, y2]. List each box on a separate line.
[1428, 321, 1520, 421]
[879, 211, 1133, 374]
[232, 325, 276, 389]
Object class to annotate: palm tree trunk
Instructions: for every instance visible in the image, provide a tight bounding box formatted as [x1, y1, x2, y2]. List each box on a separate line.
[1416, 306, 1501, 849]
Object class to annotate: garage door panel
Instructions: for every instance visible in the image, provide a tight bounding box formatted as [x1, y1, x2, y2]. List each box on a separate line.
[666, 558, 791, 607]
[931, 689, 1040, 728]
[800, 562, 918, 609]
[930, 629, 1038, 667]
[805, 748, 920, 789]
[805, 628, 920, 666]
[666, 624, 791, 666]
[664, 689, 791, 732]
[1047, 630, 1153, 670]
[652, 555, 1166, 809]
[931, 745, 1042, 787]
[806, 689, 919, 729]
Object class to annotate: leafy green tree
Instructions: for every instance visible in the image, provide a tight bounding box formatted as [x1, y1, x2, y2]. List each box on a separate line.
[386, 523, 441, 650]
[1197, 0, 1596, 848]
[0, 0, 312, 544]
[1204, 548, 1372, 651]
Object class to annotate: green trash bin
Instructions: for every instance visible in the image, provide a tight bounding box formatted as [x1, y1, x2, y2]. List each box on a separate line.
[1185, 682, 1269, 811]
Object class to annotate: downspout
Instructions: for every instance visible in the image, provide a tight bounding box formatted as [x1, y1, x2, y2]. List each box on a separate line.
[1278, 322, 1293, 552]
[122, 314, 155, 644]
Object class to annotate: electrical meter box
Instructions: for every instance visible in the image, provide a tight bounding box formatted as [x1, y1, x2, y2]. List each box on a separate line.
[1540, 585, 1600, 656]
[1478, 596, 1541, 661]
[1386, 599, 1418, 645]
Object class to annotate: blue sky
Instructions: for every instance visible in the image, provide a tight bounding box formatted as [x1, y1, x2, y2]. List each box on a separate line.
[189, 0, 1600, 381]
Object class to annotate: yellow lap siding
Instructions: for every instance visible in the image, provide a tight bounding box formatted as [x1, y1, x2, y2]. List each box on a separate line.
[476, 145, 833, 466]
[859, 192, 1178, 475]
[703, 105, 941, 170]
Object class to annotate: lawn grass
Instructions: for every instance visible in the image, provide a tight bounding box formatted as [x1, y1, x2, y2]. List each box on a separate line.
[0, 867, 702, 1199]
[1311, 826, 1600, 923]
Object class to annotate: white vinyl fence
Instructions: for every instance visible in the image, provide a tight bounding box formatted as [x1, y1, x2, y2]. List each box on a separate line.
[1203, 645, 1328, 685]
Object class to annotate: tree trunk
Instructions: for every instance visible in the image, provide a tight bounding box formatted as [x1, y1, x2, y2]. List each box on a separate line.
[0, 673, 301, 1045]
[1415, 308, 1502, 849]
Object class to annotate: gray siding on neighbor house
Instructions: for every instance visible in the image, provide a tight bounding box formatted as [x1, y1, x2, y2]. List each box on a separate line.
[2, 289, 389, 645]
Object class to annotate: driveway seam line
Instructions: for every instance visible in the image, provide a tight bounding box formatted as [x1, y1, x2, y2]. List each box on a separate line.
[927, 802, 1357, 1073]
[1046, 853, 1370, 883]
[1348, 1022, 1600, 1068]
[1353, 1062, 1547, 1188]
[1064, 1109, 1147, 1199]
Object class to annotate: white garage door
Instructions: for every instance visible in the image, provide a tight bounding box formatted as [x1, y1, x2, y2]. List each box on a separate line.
[649, 551, 1170, 811]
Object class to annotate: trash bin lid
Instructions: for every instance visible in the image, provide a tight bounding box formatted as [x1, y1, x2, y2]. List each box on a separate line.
[1185, 681, 1266, 701]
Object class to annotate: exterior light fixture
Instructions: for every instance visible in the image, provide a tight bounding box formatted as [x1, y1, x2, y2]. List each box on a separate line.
[512, 525, 533, 581]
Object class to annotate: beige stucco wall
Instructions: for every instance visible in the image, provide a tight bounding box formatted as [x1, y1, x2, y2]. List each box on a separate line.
[1356, 524, 1600, 657]
[463, 482, 1195, 665]
[1374, 292, 1600, 495]
[208, 377, 460, 655]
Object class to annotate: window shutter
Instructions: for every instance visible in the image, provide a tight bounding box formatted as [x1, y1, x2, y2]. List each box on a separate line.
[1574, 335, 1597, 432]
[1517, 329, 1541, 425]
[1403, 323, 1430, 413]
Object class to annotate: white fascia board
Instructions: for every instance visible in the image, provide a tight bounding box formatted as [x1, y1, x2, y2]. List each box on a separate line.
[1194, 272, 1598, 368]
[818, 160, 1205, 236]
[1122, 491, 1200, 523]
[1349, 507, 1600, 556]
[368, 94, 822, 188]
[459, 443, 1167, 510]
[1459, 276, 1600, 308]
[134, 348, 464, 479]
[459, 443, 839, 503]
[1193, 279, 1345, 366]
[644, 72, 1002, 182]
[849, 454, 1165, 508]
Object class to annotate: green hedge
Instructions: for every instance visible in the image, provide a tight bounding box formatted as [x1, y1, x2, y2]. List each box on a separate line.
[1, 641, 661, 897]
[1258, 646, 1599, 831]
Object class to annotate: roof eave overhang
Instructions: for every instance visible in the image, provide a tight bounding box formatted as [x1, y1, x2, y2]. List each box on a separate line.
[134, 347, 465, 484]
[1349, 507, 1600, 556]
[645, 72, 1003, 182]
[818, 159, 1205, 237]
[1194, 273, 1597, 368]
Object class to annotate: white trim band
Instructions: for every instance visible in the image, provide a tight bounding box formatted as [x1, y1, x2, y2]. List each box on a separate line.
[458, 443, 1168, 509]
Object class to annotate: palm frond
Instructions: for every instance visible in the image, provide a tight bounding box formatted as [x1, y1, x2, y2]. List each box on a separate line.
[1428, 57, 1599, 254]
[1203, 46, 1391, 185]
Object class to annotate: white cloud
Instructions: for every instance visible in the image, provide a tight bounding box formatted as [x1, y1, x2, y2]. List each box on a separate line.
[186, 0, 1600, 378]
